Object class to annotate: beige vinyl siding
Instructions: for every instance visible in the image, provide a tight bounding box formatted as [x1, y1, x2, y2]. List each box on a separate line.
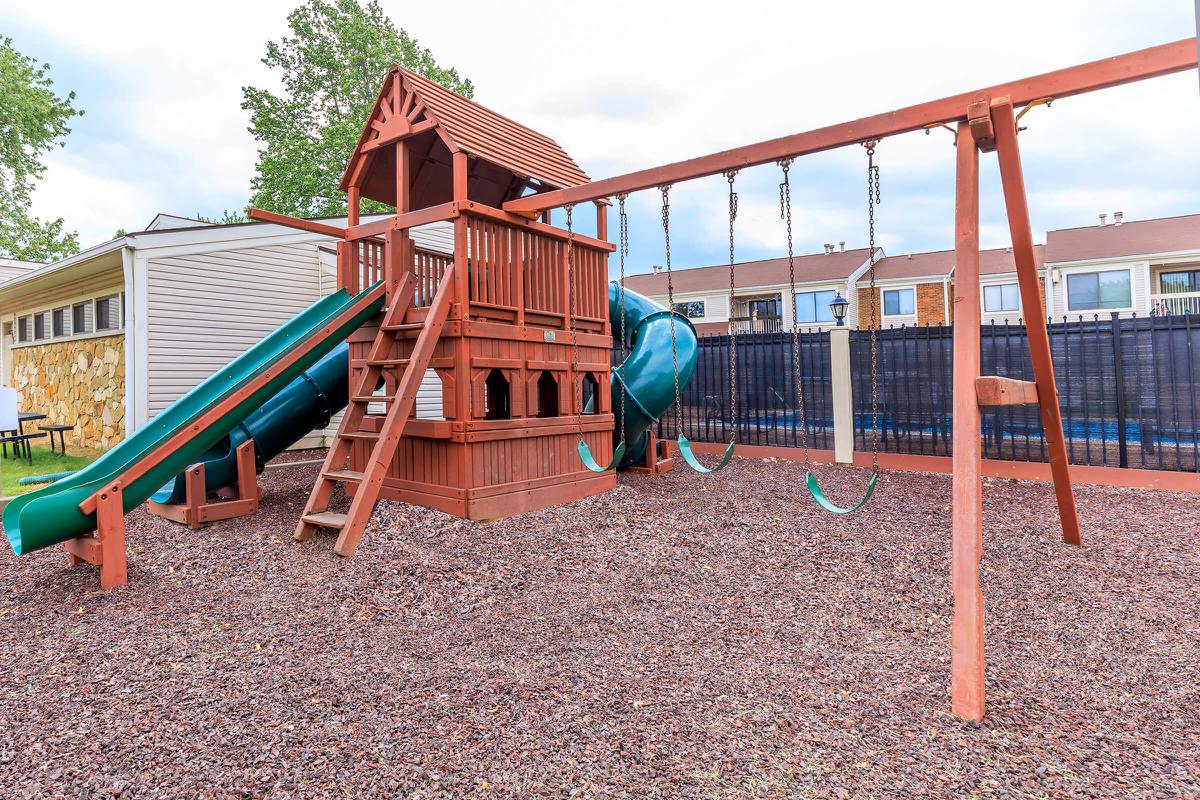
[145, 242, 325, 415]
[145, 229, 451, 443]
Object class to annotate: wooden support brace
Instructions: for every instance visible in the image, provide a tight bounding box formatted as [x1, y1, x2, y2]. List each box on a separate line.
[146, 440, 262, 530]
[64, 485, 127, 590]
[967, 99, 996, 152]
[975, 376, 1039, 406]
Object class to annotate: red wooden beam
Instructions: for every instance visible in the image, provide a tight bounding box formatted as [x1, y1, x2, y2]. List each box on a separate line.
[247, 208, 347, 238]
[502, 38, 1197, 213]
[950, 120, 985, 723]
[992, 98, 1082, 547]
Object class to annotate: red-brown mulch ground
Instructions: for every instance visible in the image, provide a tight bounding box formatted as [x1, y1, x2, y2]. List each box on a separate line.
[0, 458, 1197, 798]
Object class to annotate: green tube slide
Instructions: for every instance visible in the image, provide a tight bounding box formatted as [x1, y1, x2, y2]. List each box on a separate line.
[609, 282, 699, 468]
[2, 284, 384, 556]
[150, 341, 352, 505]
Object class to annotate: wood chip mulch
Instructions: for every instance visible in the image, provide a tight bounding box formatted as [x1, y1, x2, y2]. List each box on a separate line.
[0, 458, 1196, 798]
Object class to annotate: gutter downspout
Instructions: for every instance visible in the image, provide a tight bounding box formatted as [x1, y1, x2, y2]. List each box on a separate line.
[119, 244, 137, 435]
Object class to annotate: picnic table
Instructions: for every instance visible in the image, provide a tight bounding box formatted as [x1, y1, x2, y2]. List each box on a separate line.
[1, 412, 48, 465]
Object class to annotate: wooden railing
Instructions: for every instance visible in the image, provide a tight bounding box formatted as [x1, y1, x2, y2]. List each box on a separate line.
[337, 204, 612, 330]
[1150, 291, 1200, 316]
[464, 209, 609, 332]
[414, 247, 452, 308]
[340, 236, 451, 306]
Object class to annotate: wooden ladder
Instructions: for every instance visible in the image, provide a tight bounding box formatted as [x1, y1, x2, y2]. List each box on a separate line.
[294, 264, 456, 556]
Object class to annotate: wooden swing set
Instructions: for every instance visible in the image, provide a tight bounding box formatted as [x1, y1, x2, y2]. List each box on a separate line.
[500, 37, 1199, 720]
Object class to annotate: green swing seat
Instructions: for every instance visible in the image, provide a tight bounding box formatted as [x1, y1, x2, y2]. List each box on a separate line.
[805, 470, 879, 515]
[676, 435, 735, 474]
[577, 439, 627, 473]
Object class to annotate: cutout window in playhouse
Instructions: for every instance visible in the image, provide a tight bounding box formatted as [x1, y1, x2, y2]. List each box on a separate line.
[580, 372, 600, 414]
[536, 371, 559, 418]
[484, 369, 511, 420]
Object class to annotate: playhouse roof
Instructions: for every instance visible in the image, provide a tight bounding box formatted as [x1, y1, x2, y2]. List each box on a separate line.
[341, 67, 589, 209]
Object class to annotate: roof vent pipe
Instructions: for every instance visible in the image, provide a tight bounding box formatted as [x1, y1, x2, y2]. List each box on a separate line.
[839, 241, 845, 252]
[1099, 213, 1107, 226]
[1114, 211, 1124, 226]
[651, 264, 662, 274]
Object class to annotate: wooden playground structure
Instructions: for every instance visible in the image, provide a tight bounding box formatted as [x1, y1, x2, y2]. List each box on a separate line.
[39, 36, 1197, 726]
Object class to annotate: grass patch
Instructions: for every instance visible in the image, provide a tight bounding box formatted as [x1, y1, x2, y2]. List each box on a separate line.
[0, 442, 101, 497]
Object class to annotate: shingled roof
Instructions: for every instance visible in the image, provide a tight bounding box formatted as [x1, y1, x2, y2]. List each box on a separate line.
[1045, 213, 1200, 263]
[341, 67, 589, 209]
[621, 248, 876, 296]
[872, 245, 1045, 280]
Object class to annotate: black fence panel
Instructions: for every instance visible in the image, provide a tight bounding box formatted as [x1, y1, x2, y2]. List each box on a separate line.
[616, 313, 1200, 473]
[845, 313, 1200, 471]
[650, 329, 833, 450]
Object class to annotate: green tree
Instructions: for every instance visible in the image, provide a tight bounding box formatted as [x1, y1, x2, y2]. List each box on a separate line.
[194, 210, 248, 225]
[0, 36, 81, 261]
[242, 0, 473, 217]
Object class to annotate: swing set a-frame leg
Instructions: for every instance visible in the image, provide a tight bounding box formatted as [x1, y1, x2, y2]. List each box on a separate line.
[950, 98, 1085, 723]
[991, 98, 1082, 547]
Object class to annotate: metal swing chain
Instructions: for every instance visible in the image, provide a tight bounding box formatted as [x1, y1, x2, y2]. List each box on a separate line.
[565, 203, 587, 444]
[778, 158, 810, 466]
[661, 184, 684, 439]
[616, 193, 629, 450]
[863, 141, 882, 475]
[724, 169, 739, 447]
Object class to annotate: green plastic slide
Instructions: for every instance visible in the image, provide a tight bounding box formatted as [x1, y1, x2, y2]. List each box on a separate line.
[608, 283, 699, 468]
[2, 284, 384, 556]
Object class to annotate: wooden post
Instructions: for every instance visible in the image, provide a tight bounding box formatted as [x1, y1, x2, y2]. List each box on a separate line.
[97, 486, 127, 590]
[991, 98, 1082, 547]
[951, 119, 986, 722]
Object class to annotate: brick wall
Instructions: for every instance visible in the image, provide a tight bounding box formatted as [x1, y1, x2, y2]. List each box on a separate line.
[857, 282, 948, 327]
[916, 283, 947, 325]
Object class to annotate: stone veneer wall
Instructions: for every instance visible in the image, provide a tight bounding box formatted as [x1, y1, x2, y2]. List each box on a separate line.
[10, 335, 125, 449]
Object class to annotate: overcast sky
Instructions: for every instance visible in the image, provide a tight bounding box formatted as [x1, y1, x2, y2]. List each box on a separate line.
[3, 0, 1198, 274]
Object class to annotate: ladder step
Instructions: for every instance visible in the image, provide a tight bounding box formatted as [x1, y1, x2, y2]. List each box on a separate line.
[324, 469, 364, 483]
[341, 431, 381, 441]
[351, 358, 410, 369]
[381, 322, 426, 332]
[352, 395, 396, 404]
[301, 512, 346, 529]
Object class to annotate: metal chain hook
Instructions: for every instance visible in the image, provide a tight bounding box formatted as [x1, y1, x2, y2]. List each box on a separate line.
[564, 203, 587, 446]
[777, 157, 810, 466]
[660, 184, 684, 440]
[861, 140, 882, 475]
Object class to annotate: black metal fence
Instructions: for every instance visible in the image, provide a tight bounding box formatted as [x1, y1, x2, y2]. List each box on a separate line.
[635, 313, 1200, 473]
[652, 329, 833, 450]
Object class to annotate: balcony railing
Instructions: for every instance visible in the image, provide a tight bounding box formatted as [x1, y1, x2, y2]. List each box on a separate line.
[1150, 291, 1200, 316]
[731, 315, 784, 334]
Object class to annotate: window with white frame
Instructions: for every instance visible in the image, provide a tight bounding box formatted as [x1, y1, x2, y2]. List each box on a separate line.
[95, 294, 120, 331]
[983, 283, 1020, 313]
[52, 306, 68, 337]
[1066, 269, 1132, 311]
[73, 302, 92, 335]
[882, 287, 915, 317]
[794, 289, 837, 324]
[672, 300, 705, 319]
[11, 292, 122, 347]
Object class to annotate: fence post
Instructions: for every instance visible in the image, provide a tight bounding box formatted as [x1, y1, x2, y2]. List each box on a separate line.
[830, 327, 854, 464]
[1110, 312, 1129, 468]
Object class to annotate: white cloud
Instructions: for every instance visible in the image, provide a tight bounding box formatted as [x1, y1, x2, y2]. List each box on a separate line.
[4, 0, 1196, 257]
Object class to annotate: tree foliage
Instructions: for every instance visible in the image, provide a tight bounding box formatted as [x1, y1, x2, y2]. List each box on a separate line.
[242, 0, 474, 217]
[0, 36, 81, 261]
